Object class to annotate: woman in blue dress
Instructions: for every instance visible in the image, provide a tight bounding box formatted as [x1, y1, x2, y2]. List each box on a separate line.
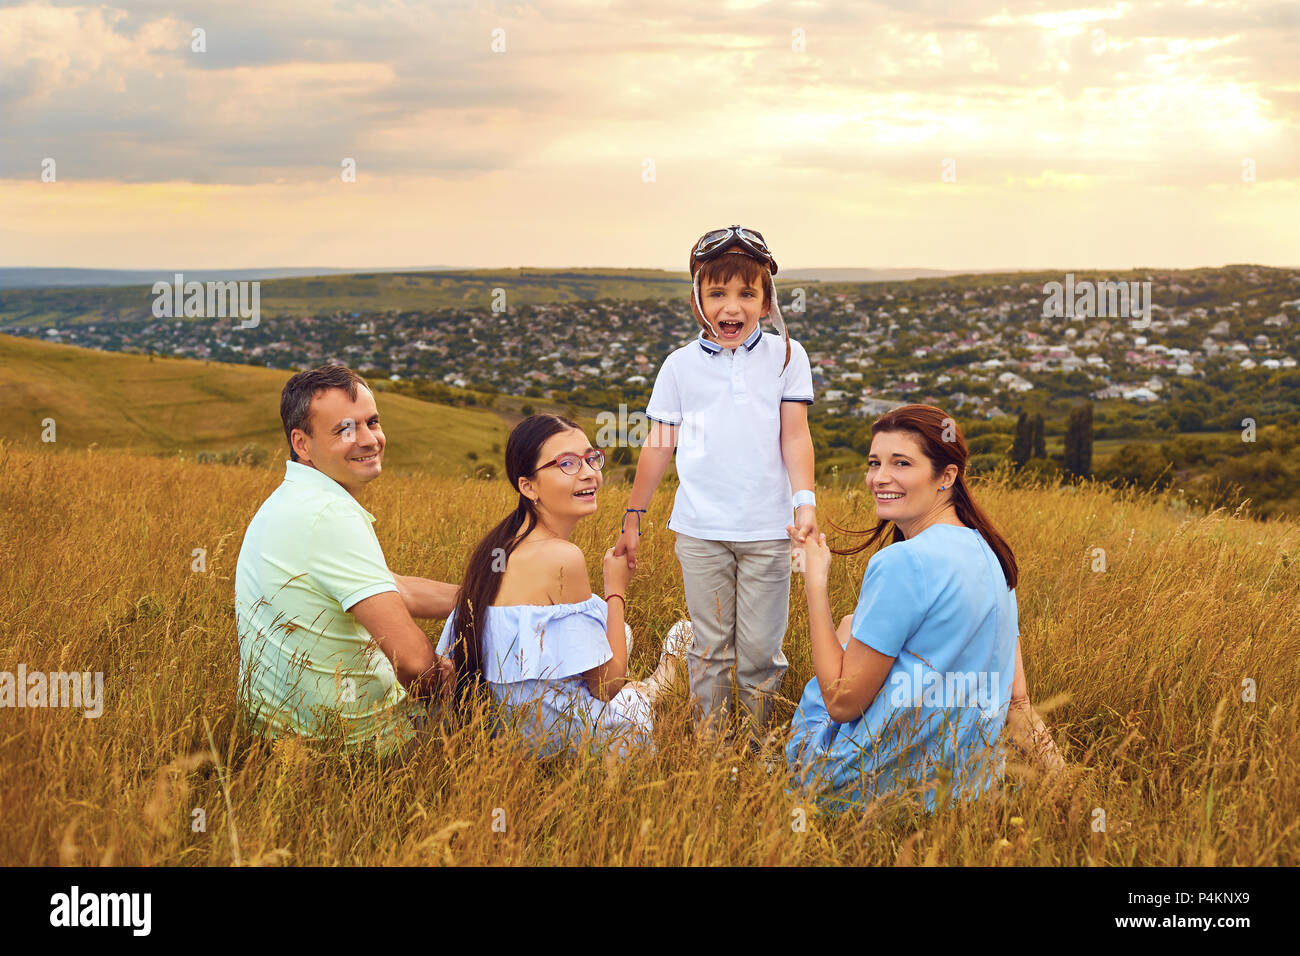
[787, 404, 1063, 810]
[437, 414, 687, 758]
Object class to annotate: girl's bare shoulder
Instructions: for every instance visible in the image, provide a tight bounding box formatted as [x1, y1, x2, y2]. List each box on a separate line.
[498, 536, 592, 605]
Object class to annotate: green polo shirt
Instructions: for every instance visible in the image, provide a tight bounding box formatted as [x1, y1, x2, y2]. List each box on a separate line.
[235, 460, 420, 756]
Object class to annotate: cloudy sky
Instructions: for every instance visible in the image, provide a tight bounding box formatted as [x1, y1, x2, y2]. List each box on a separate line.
[1, 0, 1296, 271]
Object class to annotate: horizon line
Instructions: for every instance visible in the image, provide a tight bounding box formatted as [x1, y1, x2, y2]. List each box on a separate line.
[4, 263, 1298, 274]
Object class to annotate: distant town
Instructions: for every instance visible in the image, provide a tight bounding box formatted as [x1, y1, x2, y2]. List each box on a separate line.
[8, 266, 1297, 425]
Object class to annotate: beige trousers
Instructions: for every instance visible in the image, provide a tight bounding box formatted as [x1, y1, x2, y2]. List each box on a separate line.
[673, 533, 791, 730]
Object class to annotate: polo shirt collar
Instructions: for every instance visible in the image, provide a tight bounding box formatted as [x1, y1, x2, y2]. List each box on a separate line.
[283, 460, 375, 520]
[698, 326, 762, 356]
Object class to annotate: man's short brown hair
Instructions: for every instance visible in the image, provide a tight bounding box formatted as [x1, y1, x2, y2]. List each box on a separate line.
[280, 364, 372, 462]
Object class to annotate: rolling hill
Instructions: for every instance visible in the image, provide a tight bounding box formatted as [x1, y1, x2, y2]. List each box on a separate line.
[0, 333, 510, 475]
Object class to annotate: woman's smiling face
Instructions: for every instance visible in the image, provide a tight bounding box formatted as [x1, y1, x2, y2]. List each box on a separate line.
[523, 427, 603, 517]
[867, 429, 942, 521]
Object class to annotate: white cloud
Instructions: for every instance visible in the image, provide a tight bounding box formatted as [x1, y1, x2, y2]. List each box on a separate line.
[0, 0, 1296, 267]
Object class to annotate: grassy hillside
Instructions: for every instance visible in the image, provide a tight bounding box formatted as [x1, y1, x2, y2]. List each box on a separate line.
[1, 444, 1296, 865]
[0, 333, 509, 475]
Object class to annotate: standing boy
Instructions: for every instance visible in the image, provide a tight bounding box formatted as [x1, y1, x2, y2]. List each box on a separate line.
[614, 226, 817, 738]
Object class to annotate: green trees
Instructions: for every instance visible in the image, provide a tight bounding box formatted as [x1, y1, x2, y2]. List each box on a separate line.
[1174, 402, 1205, 432]
[1096, 443, 1172, 490]
[1012, 413, 1031, 468]
[1011, 411, 1047, 470]
[1063, 402, 1094, 479]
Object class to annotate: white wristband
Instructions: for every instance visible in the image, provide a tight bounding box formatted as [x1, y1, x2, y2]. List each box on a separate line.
[792, 490, 816, 510]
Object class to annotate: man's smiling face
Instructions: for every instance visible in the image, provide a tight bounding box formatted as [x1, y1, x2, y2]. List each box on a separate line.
[291, 385, 385, 496]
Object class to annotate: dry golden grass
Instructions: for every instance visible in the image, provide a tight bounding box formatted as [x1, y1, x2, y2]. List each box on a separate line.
[1, 440, 1296, 866]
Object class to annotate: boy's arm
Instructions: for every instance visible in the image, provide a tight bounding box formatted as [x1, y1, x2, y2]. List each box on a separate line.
[391, 573, 460, 619]
[780, 401, 817, 542]
[613, 420, 677, 570]
[627, 420, 678, 508]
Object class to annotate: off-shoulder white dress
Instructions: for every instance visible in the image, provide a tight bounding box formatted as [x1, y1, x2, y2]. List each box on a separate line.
[436, 595, 654, 758]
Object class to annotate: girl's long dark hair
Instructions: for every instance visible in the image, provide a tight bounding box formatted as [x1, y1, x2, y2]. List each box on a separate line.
[833, 404, 1019, 590]
[450, 414, 581, 693]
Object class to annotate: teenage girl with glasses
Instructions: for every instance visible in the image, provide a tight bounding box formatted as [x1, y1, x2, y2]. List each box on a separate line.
[436, 414, 687, 757]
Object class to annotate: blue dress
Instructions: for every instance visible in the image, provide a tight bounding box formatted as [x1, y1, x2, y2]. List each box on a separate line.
[786, 524, 1018, 812]
[435, 595, 653, 758]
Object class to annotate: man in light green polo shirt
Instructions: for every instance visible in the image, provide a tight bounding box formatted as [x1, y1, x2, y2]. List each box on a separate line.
[235, 364, 458, 756]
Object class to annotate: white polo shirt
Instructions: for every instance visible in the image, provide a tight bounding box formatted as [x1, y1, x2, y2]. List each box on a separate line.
[645, 327, 815, 541]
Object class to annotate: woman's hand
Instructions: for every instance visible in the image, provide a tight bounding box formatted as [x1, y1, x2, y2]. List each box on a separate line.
[790, 504, 818, 543]
[435, 654, 457, 695]
[602, 546, 633, 598]
[1005, 697, 1067, 776]
[795, 532, 832, 591]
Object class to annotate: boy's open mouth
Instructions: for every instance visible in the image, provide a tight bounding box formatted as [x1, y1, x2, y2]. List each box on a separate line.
[719, 320, 743, 337]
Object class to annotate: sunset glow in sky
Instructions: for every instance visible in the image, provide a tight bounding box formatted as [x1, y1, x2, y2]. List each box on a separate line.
[1, 0, 1297, 271]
